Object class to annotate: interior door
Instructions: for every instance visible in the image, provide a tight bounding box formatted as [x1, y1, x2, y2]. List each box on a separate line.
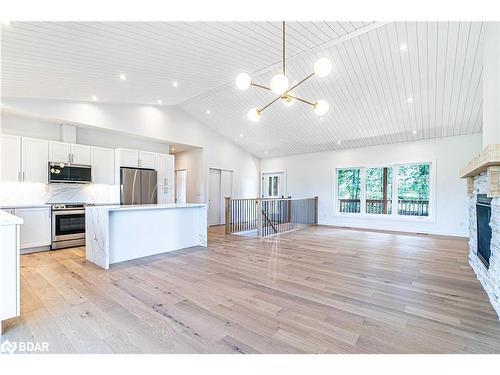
[262, 172, 285, 198]
[175, 169, 187, 203]
[208, 168, 221, 226]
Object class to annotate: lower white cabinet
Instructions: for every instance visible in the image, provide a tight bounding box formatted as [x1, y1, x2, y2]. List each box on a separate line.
[91, 146, 115, 184]
[0, 217, 21, 335]
[14, 207, 51, 249]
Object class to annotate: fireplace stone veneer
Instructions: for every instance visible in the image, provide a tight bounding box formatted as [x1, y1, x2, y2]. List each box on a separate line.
[468, 173, 500, 318]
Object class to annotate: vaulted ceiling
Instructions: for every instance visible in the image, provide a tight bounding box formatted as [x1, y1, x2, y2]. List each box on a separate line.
[1, 21, 485, 158]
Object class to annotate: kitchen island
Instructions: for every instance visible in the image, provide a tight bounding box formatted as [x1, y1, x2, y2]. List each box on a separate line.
[85, 203, 207, 269]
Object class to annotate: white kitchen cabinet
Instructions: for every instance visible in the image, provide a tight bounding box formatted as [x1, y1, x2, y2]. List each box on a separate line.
[156, 153, 175, 204]
[49, 141, 71, 163]
[139, 151, 157, 169]
[1, 134, 21, 182]
[91, 146, 115, 184]
[0, 214, 21, 336]
[71, 144, 91, 165]
[116, 148, 140, 168]
[167, 155, 175, 187]
[49, 141, 91, 165]
[22, 137, 48, 183]
[156, 153, 167, 185]
[14, 207, 51, 249]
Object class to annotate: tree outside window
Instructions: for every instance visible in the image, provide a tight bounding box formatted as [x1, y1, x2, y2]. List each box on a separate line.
[337, 168, 361, 213]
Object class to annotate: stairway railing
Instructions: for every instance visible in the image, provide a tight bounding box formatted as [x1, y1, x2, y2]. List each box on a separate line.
[225, 196, 318, 237]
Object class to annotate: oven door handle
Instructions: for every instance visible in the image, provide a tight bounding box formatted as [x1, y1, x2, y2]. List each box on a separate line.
[52, 210, 86, 216]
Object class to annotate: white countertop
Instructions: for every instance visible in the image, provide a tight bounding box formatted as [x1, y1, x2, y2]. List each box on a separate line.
[0, 210, 24, 225]
[0, 204, 50, 209]
[86, 203, 206, 212]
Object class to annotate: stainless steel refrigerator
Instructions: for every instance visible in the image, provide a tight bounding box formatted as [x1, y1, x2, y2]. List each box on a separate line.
[120, 167, 158, 205]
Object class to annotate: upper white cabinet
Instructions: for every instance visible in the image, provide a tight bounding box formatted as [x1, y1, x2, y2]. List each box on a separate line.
[91, 146, 115, 185]
[71, 144, 91, 165]
[116, 148, 140, 168]
[14, 207, 51, 249]
[1, 134, 21, 182]
[139, 151, 156, 169]
[22, 137, 48, 183]
[49, 141, 71, 163]
[49, 141, 91, 165]
[116, 149, 157, 169]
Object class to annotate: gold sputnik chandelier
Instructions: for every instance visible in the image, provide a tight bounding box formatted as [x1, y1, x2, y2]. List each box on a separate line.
[236, 21, 332, 122]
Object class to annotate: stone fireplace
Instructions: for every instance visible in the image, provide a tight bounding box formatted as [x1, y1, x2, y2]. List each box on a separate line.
[461, 145, 500, 319]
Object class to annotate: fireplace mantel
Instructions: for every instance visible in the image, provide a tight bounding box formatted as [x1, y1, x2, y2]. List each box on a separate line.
[460, 144, 500, 197]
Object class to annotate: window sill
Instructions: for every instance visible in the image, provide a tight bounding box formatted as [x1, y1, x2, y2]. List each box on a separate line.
[333, 212, 434, 223]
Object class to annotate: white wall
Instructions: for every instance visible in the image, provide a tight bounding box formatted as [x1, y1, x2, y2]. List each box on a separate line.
[1, 98, 260, 204]
[261, 134, 482, 237]
[1, 111, 171, 153]
[483, 22, 500, 147]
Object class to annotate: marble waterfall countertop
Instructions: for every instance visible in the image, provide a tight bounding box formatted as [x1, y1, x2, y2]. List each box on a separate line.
[0, 210, 23, 226]
[85, 203, 207, 269]
[88, 203, 206, 211]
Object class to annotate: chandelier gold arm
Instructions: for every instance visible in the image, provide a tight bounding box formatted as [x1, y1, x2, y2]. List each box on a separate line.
[287, 93, 316, 107]
[282, 21, 286, 75]
[287, 72, 315, 92]
[251, 82, 272, 91]
[259, 95, 282, 113]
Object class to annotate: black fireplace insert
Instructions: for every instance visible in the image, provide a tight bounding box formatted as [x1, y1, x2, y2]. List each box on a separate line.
[476, 194, 492, 268]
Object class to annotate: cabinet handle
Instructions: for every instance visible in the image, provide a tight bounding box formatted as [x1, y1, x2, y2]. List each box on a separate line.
[18, 171, 22, 181]
[22, 172, 25, 181]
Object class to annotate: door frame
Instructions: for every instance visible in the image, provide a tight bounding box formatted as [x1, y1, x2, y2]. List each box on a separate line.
[175, 168, 187, 203]
[260, 170, 287, 198]
[207, 167, 234, 226]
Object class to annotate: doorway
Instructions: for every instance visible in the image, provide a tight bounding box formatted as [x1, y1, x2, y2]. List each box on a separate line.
[261, 172, 285, 198]
[175, 169, 187, 203]
[208, 168, 233, 226]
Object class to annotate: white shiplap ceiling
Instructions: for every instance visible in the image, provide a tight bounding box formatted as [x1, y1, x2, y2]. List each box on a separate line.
[1, 21, 484, 158]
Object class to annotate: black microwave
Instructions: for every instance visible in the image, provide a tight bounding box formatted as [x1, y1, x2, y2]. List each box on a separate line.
[48, 163, 92, 183]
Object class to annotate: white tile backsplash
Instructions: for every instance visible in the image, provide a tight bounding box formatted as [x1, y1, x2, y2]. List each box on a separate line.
[0, 182, 119, 205]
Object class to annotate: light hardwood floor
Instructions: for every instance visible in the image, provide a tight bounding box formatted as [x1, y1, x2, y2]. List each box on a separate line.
[3, 225, 500, 353]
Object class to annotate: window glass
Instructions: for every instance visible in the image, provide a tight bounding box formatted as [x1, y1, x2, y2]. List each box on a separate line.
[337, 168, 361, 213]
[397, 164, 430, 216]
[365, 167, 392, 214]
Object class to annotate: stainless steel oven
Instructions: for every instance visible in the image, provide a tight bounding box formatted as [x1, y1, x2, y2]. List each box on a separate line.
[51, 204, 86, 249]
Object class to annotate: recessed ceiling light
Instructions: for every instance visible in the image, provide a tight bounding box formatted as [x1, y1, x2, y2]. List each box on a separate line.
[337, 140, 342, 145]
[412, 129, 417, 135]
[239, 133, 244, 138]
[206, 109, 211, 115]
[1, 21, 12, 26]
[172, 81, 178, 88]
[91, 95, 98, 101]
[119, 73, 127, 81]
[264, 151, 268, 154]
[400, 43, 408, 51]
[157, 99, 163, 105]
[407, 97, 414, 103]
[171, 147, 175, 152]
